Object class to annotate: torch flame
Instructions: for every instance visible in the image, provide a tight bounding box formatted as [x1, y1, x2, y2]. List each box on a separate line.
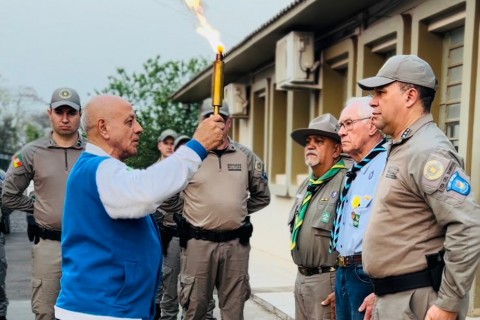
[184, 0, 225, 53]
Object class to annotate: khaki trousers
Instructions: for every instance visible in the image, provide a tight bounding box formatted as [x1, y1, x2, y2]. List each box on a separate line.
[31, 239, 61, 320]
[294, 271, 335, 320]
[374, 287, 468, 320]
[179, 238, 250, 320]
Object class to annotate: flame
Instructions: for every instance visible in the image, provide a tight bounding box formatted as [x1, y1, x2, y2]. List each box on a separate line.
[184, 0, 224, 53]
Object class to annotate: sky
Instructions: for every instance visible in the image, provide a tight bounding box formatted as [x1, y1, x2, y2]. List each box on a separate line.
[0, 0, 293, 109]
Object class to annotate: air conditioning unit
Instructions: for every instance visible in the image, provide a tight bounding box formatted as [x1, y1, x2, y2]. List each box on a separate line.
[275, 31, 315, 90]
[224, 83, 248, 117]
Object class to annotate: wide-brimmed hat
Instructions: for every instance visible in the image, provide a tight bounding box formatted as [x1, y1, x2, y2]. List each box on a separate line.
[358, 55, 437, 91]
[291, 113, 340, 146]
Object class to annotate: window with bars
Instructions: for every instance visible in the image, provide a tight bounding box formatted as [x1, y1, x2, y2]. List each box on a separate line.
[440, 26, 464, 151]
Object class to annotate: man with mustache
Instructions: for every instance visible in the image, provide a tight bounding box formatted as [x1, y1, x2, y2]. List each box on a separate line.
[289, 113, 348, 320]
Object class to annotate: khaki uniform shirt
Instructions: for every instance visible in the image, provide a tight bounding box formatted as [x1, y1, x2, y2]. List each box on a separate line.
[183, 139, 270, 231]
[156, 193, 184, 227]
[288, 162, 346, 267]
[1, 134, 85, 231]
[363, 114, 480, 312]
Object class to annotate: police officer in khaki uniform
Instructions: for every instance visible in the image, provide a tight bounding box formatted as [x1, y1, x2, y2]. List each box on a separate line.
[357, 55, 480, 320]
[1, 87, 85, 320]
[176, 100, 270, 320]
[153, 128, 178, 319]
[155, 130, 217, 320]
[289, 113, 347, 320]
[157, 129, 178, 162]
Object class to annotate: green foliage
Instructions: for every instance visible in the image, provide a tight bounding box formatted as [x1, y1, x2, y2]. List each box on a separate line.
[0, 82, 48, 157]
[97, 55, 208, 168]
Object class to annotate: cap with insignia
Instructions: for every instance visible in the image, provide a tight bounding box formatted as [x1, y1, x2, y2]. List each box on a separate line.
[50, 87, 81, 111]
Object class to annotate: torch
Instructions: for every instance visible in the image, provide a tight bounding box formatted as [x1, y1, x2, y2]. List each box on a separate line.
[211, 45, 224, 116]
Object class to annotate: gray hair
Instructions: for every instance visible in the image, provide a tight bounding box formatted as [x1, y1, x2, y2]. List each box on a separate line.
[80, 101, 91, 137]
[343, 96, 372, 118]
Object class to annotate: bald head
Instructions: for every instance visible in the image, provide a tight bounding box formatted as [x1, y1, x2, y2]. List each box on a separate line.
[82, 95, 143, 161]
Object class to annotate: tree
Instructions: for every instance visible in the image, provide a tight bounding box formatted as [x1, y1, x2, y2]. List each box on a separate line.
[0, 79, 48, 170]
[97, 55, 208, 168]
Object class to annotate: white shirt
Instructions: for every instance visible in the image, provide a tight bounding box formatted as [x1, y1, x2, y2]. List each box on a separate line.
[88, 143, 202, 219]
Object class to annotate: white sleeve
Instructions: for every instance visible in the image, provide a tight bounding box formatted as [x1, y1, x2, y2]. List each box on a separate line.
[96, 146, 202, 219]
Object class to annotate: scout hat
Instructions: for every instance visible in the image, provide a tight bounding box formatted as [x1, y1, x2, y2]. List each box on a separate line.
[50, 87, 81, 110]
[291, 113, 340, 146]
[200, 98, 230, 118]
[157, 129, 178, 143]
[174, 135, 191, 151]
[358, 55, 437, 91]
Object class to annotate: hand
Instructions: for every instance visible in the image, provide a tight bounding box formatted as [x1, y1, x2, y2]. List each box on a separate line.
[321, 292, 335, 319]
[424, 305, 457, 320]
[192, 114, 225, 151]
[321, 292, 335, 306]
[27, 218, 40, 244]
[359, 293, 376, 320]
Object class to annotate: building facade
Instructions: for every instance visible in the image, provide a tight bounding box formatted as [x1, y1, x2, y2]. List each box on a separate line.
[173, 0, 480, 312]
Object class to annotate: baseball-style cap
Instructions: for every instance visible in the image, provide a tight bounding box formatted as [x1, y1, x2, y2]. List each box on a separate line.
[291, 113, 340, 146]
[200, 98, 230, 118]
[158, 129, 178, 143]
[174, 135, 191, 151]
[358, 55, 437, 91]
[50, 87, 81, 110]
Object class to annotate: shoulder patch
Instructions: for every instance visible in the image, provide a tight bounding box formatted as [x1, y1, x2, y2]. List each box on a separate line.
[423, 160, 444, 181]
[447, 171, 471, 196]
[13, 154, 24, 168]
[421, 153, 454, 192]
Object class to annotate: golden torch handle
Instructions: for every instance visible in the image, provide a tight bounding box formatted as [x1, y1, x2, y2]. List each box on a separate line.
[211, 51, 224, 115]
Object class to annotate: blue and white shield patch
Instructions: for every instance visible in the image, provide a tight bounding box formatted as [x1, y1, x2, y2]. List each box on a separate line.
[447, 171, 471, 196]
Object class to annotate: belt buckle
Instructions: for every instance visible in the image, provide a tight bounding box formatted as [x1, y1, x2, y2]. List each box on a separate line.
[337, 256, 345, 267]
[298, 266, 306, 276]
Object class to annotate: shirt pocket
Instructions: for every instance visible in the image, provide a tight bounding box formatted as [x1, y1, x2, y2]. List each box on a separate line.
[312, 200, 337, 236]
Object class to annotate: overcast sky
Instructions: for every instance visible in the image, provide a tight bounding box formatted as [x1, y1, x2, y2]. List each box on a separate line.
[0, 0, 292, 109]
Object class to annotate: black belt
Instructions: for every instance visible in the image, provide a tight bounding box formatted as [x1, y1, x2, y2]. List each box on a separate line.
[160, 225, 179, 237]
[187, 226, 242, 243]
[371, 269, 435, 296]
[298, 266, 336, 276]
[38, 227, 61, 241]
[337, 254, 362, 267]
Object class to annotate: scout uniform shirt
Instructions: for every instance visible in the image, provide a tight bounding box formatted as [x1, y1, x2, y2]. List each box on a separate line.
[336, 149, 387, 256]
[363, 114, 480, 312]
[288, 164, 347, 267]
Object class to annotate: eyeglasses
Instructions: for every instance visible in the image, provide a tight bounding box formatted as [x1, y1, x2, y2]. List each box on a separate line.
[336, 117, 371, 131]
